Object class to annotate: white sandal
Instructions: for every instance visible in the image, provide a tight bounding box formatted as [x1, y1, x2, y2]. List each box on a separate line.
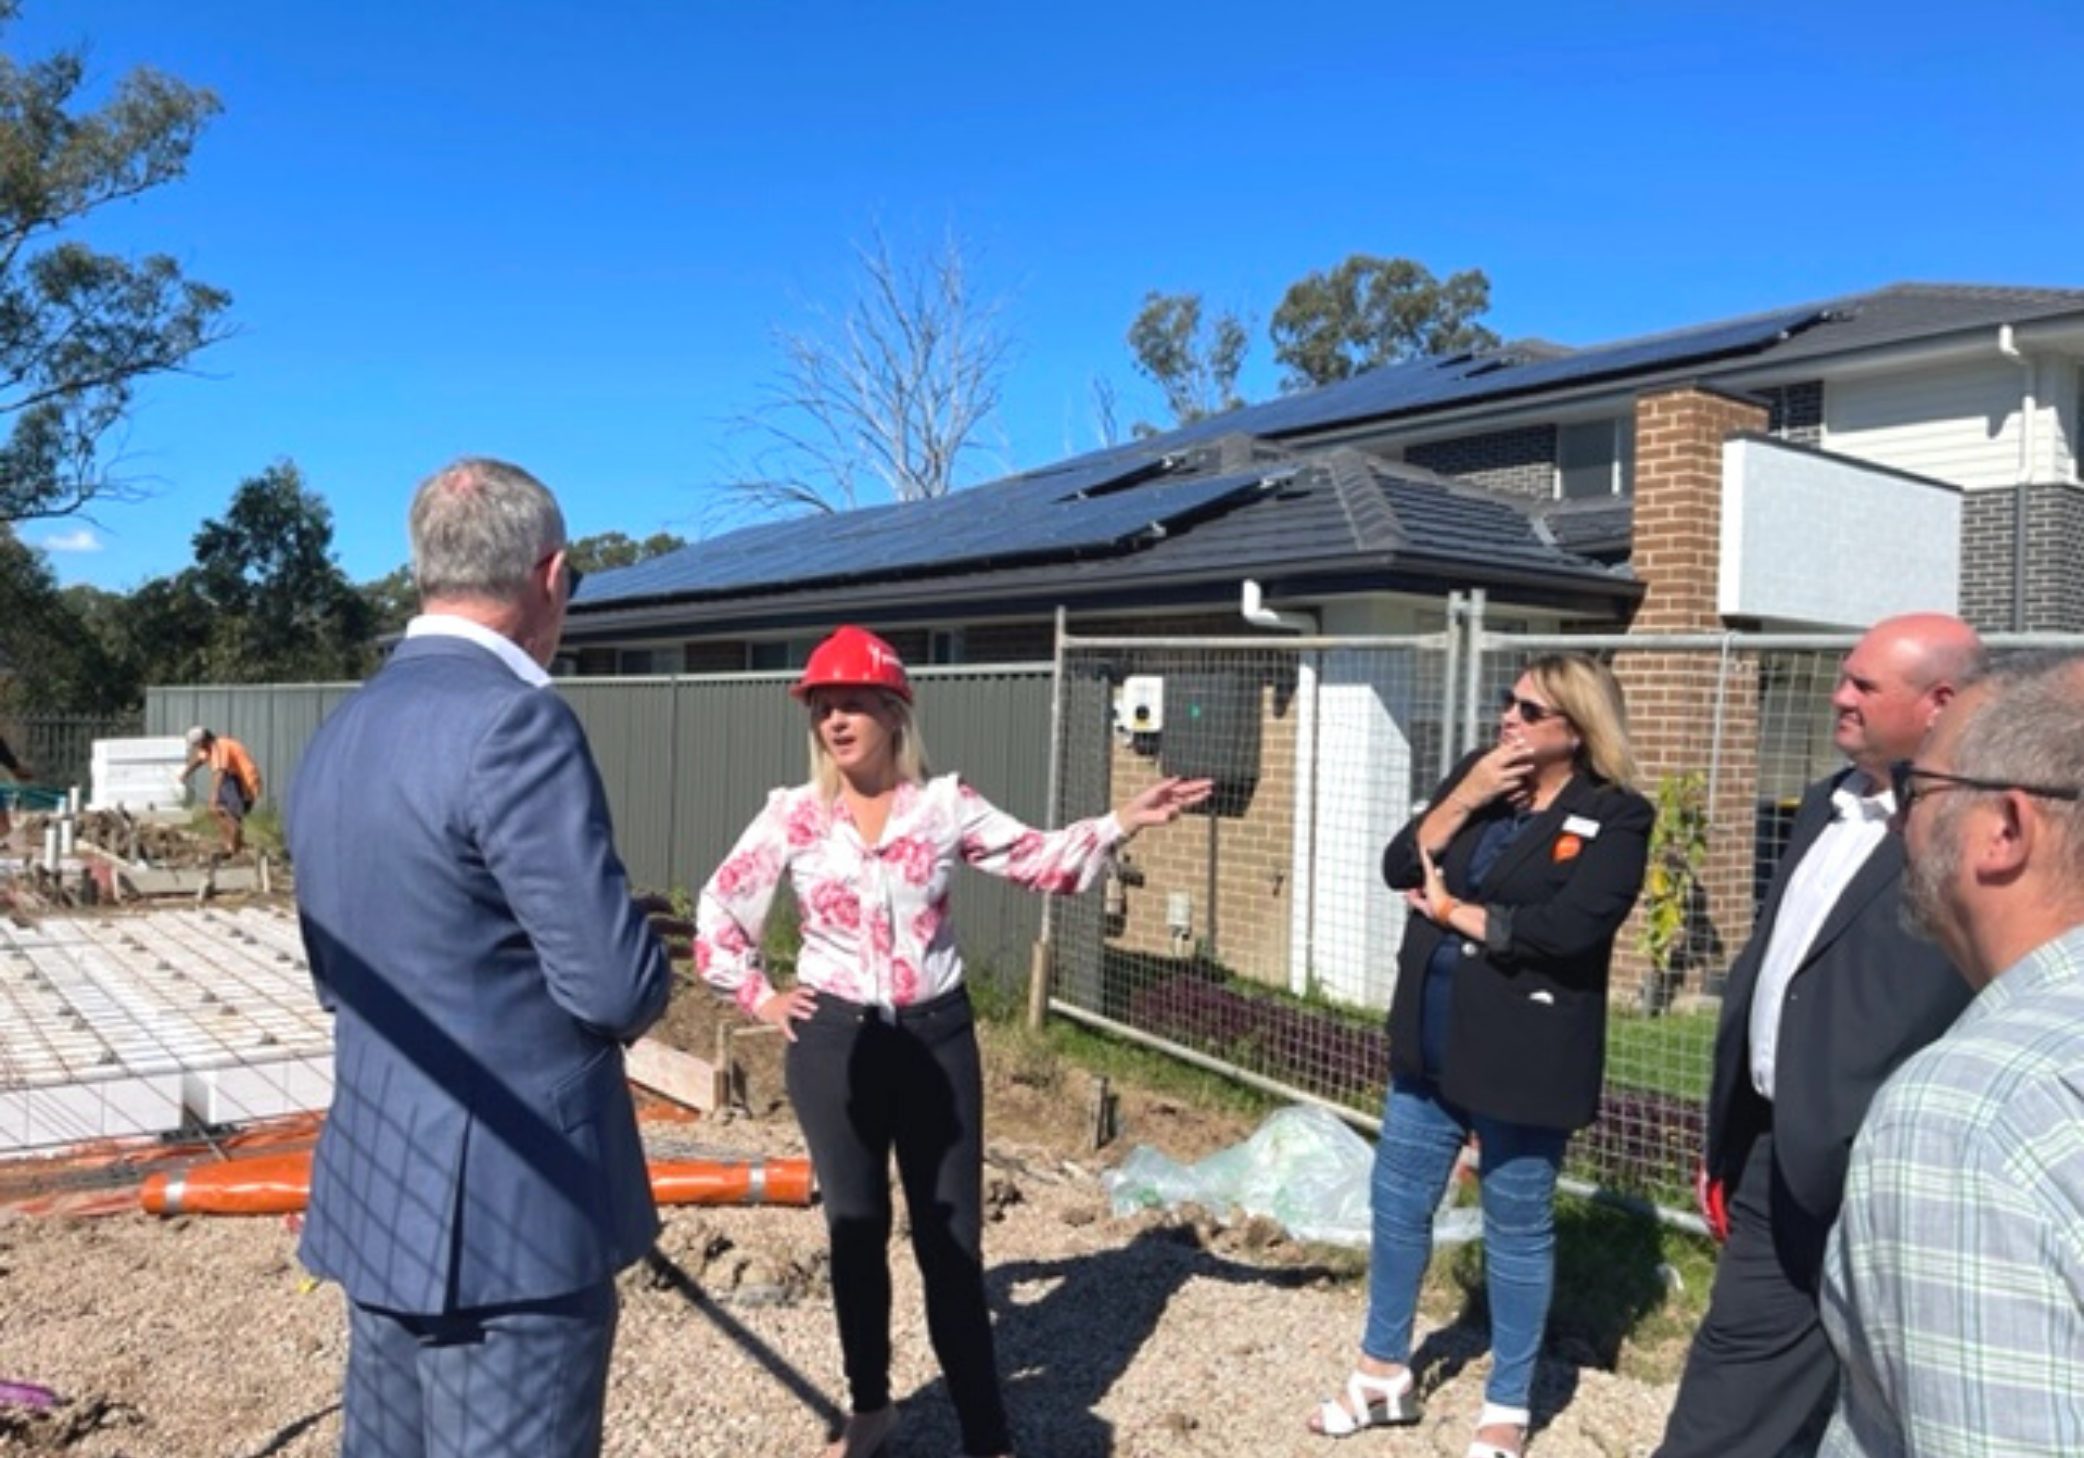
[1465, 1401, 1530, 1458]
[1307, 1367, 1422, 1437]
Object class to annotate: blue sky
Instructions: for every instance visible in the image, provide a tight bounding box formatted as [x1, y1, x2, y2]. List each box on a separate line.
[14, 0, 2084, 589]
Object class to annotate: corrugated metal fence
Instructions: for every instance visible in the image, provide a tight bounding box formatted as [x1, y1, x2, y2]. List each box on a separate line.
[147, 666, 1056, 988]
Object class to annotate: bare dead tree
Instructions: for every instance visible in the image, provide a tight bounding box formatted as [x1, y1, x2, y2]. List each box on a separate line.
[725, 225, 1013, 516]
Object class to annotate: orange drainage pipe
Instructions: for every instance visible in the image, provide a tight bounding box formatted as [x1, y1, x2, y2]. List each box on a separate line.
[141, 1153, 815, 1216]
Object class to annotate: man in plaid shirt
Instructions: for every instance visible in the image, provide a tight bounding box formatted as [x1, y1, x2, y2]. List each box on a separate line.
[1821, 651, 2084, 1455]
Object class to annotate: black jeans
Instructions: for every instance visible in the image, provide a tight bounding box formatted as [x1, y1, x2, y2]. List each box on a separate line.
[786, 986, 1009, 1456]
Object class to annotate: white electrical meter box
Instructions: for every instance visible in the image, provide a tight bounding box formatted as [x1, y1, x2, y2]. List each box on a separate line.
[1117, 676, 1165, 734]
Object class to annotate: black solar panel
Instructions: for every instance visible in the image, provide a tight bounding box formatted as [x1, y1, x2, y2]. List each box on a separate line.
[1127, 307, 1827, 450]
[576, 460, 1275, 604]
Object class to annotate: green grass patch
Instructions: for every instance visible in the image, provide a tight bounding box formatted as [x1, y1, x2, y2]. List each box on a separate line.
[1428, 1191, 1718, 1384]
[1604, 1008, 1716, 1102]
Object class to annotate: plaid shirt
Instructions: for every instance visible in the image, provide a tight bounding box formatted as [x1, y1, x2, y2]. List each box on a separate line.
[1821, 925, 2084, 1456]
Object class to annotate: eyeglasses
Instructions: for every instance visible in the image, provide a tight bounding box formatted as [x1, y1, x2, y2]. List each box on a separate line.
[1889, 759, 2084, 813]
[1498, 690, 1566, 725]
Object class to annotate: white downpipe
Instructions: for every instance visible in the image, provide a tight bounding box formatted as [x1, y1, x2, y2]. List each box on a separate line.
[1999, 325, 2036, 630]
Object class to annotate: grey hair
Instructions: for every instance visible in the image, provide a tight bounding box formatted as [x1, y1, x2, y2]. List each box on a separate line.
[1946, 650, 2084, 885]
[410, 457, 567, 603]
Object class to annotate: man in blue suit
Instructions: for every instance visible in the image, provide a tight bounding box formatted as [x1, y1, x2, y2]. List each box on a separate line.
[289, 457, 671, 1457]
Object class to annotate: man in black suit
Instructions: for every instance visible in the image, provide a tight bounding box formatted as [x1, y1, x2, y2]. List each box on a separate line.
[1655, 612, 1984, 1458]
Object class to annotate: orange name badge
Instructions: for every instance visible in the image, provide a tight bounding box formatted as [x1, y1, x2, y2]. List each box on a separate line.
[1552, 833, 1584, 864]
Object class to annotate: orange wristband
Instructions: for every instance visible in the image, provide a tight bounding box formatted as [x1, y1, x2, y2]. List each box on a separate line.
[1439, 896, 1460, 922]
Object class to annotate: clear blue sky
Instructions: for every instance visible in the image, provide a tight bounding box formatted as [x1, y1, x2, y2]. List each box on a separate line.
[15, 0, 2084, 590]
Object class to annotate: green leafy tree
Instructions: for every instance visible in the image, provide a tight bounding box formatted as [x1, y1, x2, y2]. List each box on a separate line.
[0, 527, 131, 711]
[1270, 254, 1498, 390]
[0, 4, 233, 523]
[187, 461, 373, 682]
[1126, 291, 1248, 429]
[358, 562, 417, 638]
[567, 529, 686, 574]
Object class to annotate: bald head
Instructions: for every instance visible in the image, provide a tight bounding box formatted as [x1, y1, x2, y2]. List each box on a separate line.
[1832, 613, 1986, 780]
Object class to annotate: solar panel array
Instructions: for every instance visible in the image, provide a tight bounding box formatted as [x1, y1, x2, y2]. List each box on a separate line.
[579, 458, 1276, 605]
[1152, 307, 1827, 446]
[574, 305, 1825, 610]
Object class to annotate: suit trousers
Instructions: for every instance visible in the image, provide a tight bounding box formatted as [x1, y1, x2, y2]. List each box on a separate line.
[786, 986, 1011, 1457]
[1657, 1128, 1836, 1458]
[341, 1280, 619, 1458]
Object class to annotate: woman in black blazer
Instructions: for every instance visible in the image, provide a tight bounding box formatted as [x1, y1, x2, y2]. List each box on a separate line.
[1308, 653, 1652, 1458]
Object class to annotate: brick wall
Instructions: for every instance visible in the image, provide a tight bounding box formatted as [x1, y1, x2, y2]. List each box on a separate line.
[1405, 424, 1559, 500]
[1958, 482, 2084, 632]
[1104, 672, 1300, 989]
[1618, 386, 1773, 1001]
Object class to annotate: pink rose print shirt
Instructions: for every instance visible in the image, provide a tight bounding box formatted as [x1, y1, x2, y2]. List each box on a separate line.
[696, 774, 1124, 1014]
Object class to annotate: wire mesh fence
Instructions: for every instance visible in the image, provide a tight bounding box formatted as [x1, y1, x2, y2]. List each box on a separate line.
[1043, 626, 2084, 1226]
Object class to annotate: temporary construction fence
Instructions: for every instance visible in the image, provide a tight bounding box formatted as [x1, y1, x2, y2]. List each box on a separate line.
[1039, 612, 2084, 1226]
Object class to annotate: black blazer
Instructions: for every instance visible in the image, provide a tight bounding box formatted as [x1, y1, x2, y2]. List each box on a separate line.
[1704, 770, 1971, 1225]
[1382, 750, 1653, 1132]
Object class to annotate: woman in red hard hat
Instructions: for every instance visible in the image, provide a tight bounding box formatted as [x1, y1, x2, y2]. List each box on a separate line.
[695, 625, 1210, 1458]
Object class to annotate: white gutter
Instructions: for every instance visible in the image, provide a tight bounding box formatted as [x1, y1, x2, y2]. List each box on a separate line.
[1998, 324, 2036, 631]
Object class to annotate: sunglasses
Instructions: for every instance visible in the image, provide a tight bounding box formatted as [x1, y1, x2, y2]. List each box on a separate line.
[1889, 758, 2084, 813]
[1498, 690, 1566, 725]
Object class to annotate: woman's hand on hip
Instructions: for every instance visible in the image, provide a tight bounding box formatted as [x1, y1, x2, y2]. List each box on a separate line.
[755, 986, 818, 1041]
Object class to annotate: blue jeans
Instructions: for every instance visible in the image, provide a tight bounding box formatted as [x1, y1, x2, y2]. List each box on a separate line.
[1364, 1075, 1569, 1409]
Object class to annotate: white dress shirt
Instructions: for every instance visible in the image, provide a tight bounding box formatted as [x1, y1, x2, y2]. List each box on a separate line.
[404, 613, 550, 688]
[1749, 772, 1894, 1101]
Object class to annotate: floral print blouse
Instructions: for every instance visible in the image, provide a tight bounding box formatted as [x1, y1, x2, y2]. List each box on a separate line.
[695, 774, 1124, 1014]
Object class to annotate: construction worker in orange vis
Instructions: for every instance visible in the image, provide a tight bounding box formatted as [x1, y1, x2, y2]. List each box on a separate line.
[177, 725, 263, 856]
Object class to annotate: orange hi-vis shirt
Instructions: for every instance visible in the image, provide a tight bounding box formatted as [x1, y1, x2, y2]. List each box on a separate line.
[208, 738, 262, 802]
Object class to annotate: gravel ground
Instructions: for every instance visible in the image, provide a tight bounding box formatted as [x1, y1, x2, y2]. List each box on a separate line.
[0, 971, 1682, 1457]
[0, 1125, 1680, 1457]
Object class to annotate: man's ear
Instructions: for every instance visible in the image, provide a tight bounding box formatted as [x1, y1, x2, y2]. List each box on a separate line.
[1978, 791, 2034, 881]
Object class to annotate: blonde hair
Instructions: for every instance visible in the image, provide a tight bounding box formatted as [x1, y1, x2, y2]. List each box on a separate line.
[807, 689, 931, 802]
[1526, 653, 1639, 789]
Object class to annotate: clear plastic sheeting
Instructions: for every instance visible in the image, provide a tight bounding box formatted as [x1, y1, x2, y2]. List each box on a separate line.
[1102, 1104, 1487, 1249]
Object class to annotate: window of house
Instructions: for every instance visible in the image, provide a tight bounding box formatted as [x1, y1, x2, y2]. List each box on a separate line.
[929, 628, 966, 665]
[1557, 417, 1635, 499]
[617, 646, 684, 675]
[748, 638, 819, 671]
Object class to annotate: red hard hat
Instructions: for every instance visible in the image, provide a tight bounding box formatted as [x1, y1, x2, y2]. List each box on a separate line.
[791, 625, 912, 704]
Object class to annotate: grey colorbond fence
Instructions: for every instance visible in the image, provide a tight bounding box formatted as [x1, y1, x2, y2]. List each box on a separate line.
[148, 665, 1056, 991]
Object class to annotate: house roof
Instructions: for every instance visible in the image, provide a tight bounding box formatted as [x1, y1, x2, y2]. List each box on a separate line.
[567, 280, 2082, 638]
[565, 442, 1637, 640]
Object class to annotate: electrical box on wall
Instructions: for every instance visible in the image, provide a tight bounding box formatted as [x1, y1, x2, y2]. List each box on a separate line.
[1116, 676, 1165, 734]
[1160, 671, 1262, 789]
